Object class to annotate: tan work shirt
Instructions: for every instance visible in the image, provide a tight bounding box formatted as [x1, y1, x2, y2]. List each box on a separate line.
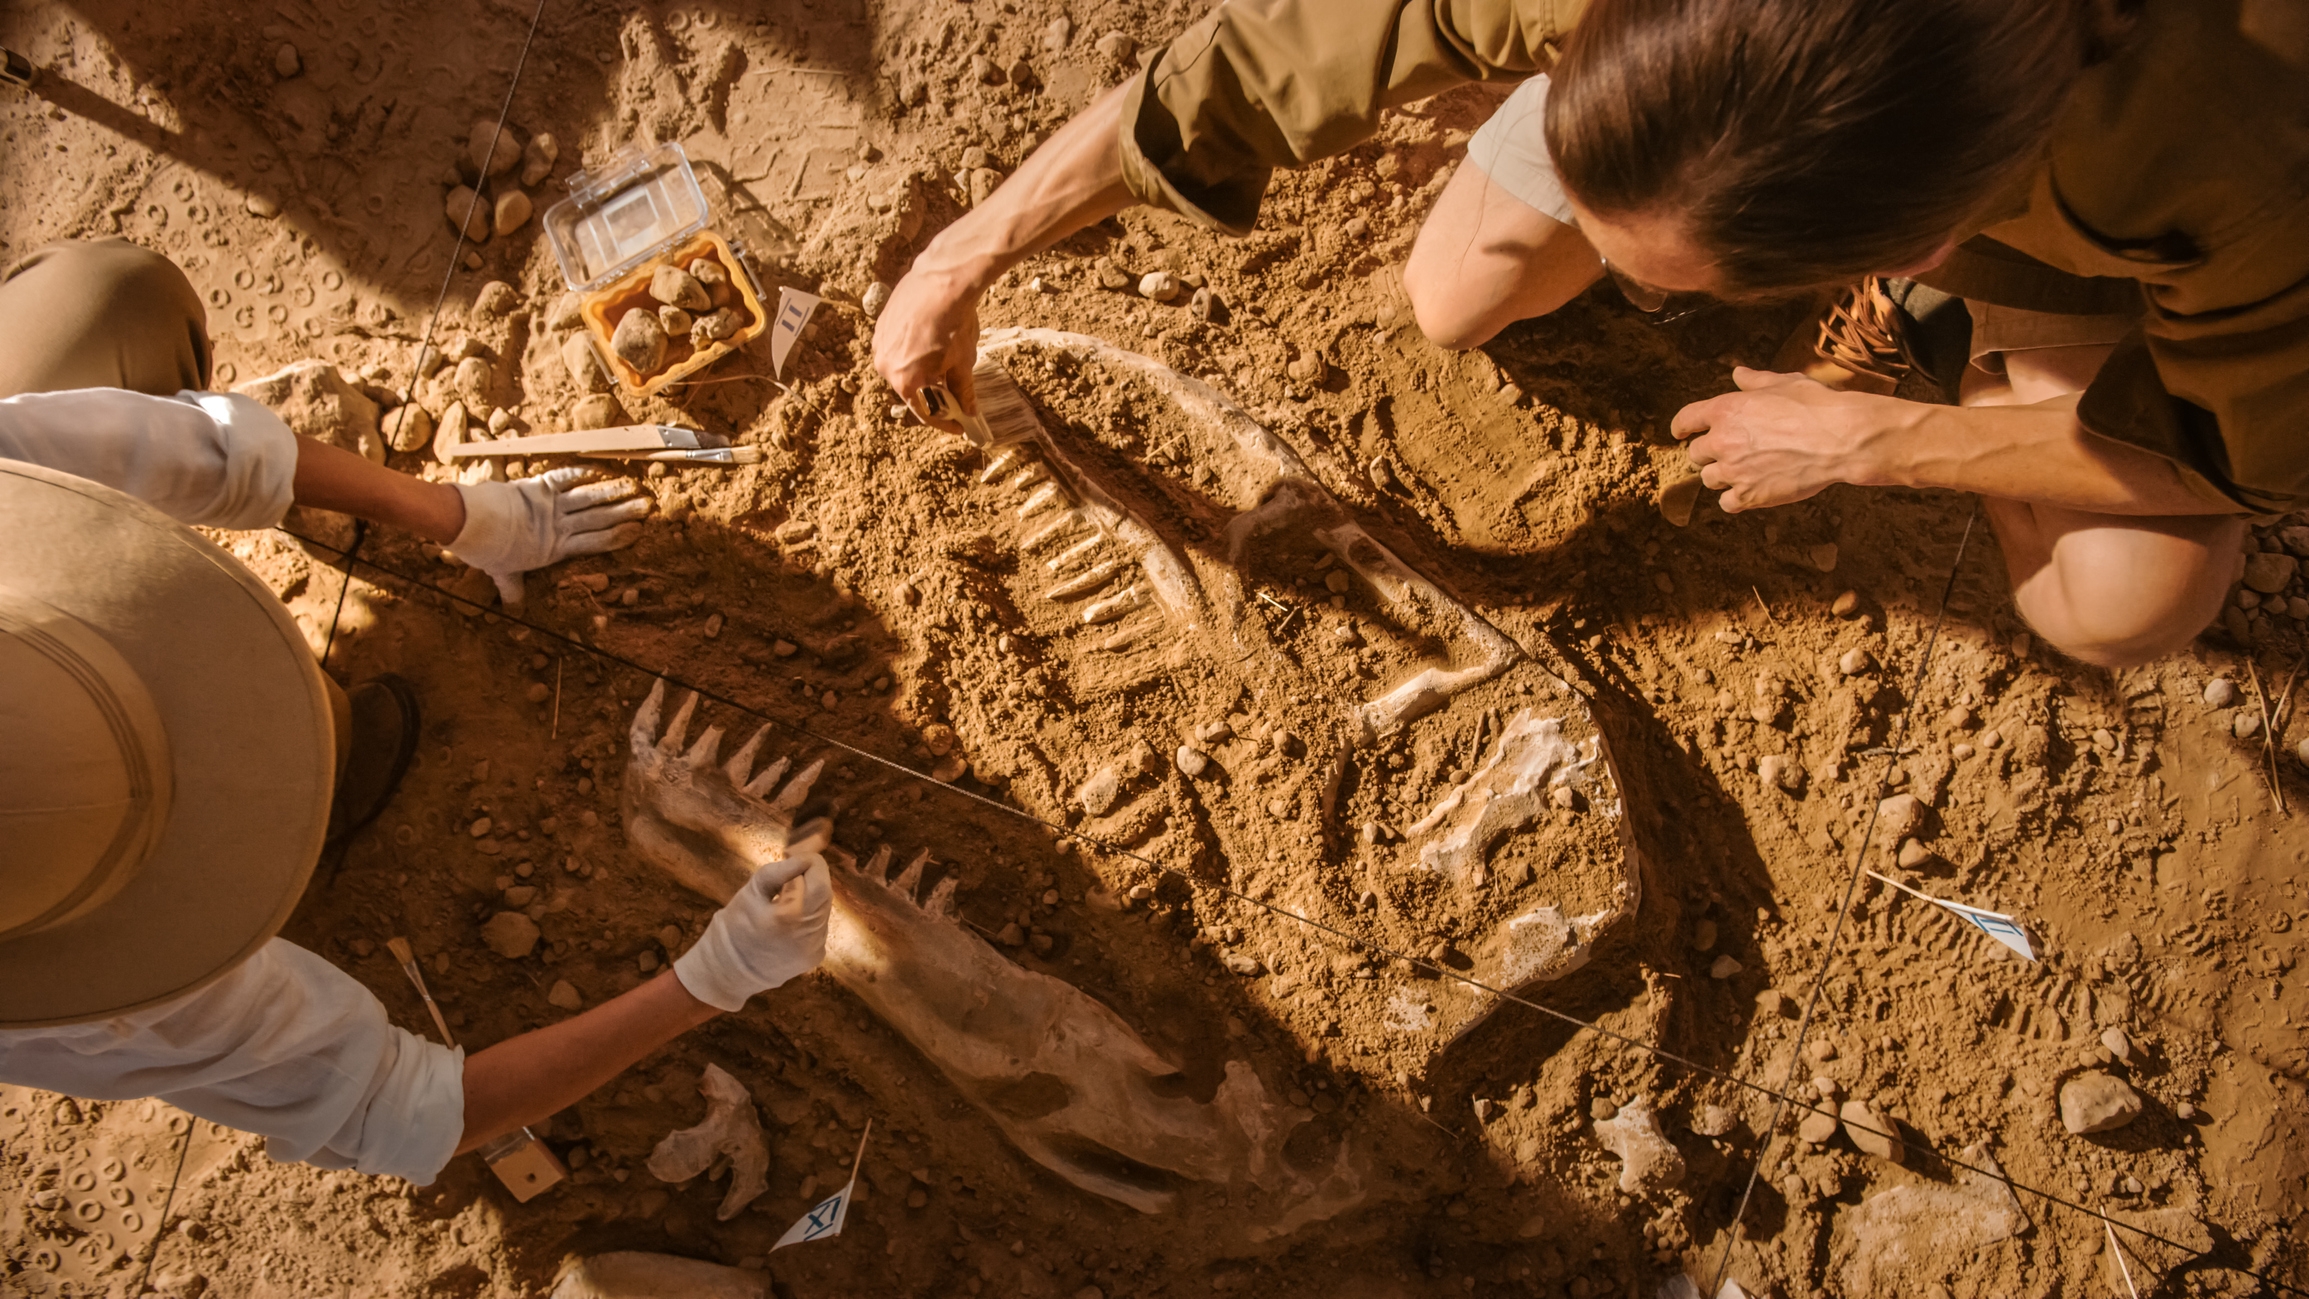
[1120, 0, 2309, 513]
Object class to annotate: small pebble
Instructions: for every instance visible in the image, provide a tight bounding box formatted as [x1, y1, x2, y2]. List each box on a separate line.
[649, 264, 711, 311]
[1812, 1075, 1840, 1099]
[1841, 1099, 1903, 1163]
[480, 911, 541, 959]
[2060, 1072, 2143, 1134]
[863, 282, 892, 319]
[2202, 678, 2239, 708]
[1896, 837, 1932, 868]
[1175, 745, 1208, 777]
[1876, 793, 1925, 842]
[1190, 286, 1220, 320]
[469, 119, 521, 177]
[1137, 270, 1182, 302]
[492, 189, 532, 238]
[1095, 31, 1137, 63]
[1708, 954, 1742, 979]
[546, 980, 582, 1010]
[1691, 919, 1718, 951]
[454, 355, 492, 403]
[1806, 1038, 1838, 1063]
[1831, 590, 1861, 618]
[1797, 1109, 1840, 1145]
[2234, 711, 2263, 740]
[658, 304, 694, 336]
[470, 816, 493, 838]
[2100, 1025, 2134, 1064]
[611, 308, 668, 376]
[1838, 647, 1872, 676]
[1094, 257, 1132, 290]
[445, 186, 490, 240]
[274, 42, 301, 78]
[520, 131, 559, 188]
[1078, 767, 1121, 816]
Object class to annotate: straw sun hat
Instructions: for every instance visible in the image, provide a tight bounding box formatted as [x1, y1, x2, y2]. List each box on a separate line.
[0, 459, 335, 1027]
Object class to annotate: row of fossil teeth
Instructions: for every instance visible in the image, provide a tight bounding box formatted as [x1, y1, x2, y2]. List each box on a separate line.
[977, 440, 1161, 650]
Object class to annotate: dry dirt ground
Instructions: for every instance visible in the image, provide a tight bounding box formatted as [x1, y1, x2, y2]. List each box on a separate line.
[5, 2, 2309, 1297]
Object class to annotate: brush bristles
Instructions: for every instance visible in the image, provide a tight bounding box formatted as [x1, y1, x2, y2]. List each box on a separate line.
[972, 358, 1045, 447]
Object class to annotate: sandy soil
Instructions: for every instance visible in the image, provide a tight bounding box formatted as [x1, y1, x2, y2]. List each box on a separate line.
[4, 2, 2307, 1297]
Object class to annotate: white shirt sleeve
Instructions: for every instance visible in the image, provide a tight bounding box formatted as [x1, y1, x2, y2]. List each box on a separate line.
[0, 388, 300, 529]
[0, 941, 465, 1184]
[1465, 75, 1581, 227]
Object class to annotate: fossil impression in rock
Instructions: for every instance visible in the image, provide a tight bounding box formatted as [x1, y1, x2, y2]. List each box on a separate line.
[622, 683, 1355, 1219]
[969, 329, 1520, 741]
[646, 1063, 771, 1220]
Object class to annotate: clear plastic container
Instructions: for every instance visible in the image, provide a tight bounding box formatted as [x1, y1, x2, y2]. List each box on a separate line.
[542, 142, 768, 398]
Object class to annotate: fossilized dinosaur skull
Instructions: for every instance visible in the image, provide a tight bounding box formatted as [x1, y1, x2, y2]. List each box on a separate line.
[622, 682, 1353, 1218]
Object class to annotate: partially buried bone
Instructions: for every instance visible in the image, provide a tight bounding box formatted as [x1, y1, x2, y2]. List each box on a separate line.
[623, 685, 1340, 1219]
[646, 1063, 771, 1220]
[550, 1252, 766, 1299]
[976, 328, 1520, 741]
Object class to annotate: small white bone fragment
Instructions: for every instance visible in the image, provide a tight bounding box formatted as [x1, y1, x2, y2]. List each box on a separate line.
[1083, 586, 1144, 624]
[1406, 710, 1595, 888]
[1020, 510, 1081, 551]
[1594, 1100, 1685, 1193]
[1048, 533, 1106, 573]
[550, 1252, 767, 1299]
[979, 448, 1021, 483]
[1018, 483, 1063, 517]
[1044, 559, 1126, 601]
[1009, 465, 1048, 490]
[645, 1064, 771, 1220]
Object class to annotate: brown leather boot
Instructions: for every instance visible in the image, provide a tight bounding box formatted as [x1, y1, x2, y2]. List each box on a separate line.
[1770, 276, 1913, 395]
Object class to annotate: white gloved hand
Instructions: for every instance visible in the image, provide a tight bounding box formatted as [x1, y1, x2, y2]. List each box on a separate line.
[450, 468, 650, 606]
[672, 854, 833, 1012]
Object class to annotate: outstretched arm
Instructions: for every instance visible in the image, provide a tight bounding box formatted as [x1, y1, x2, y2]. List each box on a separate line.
[291, 435, 466, 541]
[456, 970, 720, 1154]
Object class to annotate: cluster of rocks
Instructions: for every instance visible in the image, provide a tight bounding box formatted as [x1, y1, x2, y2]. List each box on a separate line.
[1090, 255, 1226, 322]
[2222, 520, 2309, 642]
[442, 117, 560, 262]
[601, 257, 748, 381]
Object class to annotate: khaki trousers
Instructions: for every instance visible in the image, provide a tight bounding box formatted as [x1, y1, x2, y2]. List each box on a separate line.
[0, 238, 352, 764]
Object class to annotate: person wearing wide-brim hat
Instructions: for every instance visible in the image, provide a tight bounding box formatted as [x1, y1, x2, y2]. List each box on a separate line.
[0, 240, 833, 1183]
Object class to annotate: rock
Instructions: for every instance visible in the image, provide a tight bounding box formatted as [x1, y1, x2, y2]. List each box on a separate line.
[1689, 1104, 1736, 1137]
[1692, 919, 1718, 951]
[481, 911, 542, 959]
[549, 291, 585, 331]
[658, 305, 694, 336]
[1655, 469, 1703, 526]
[1094, 257, 1132, 290]
[453, 355, 493, 404]
[445, 185, 491, 241]
[1876, 794, 1926, 842]
[612, 308, 668, 376]
[1813, 1075, 1841, 1099]
[1754, 988, 1788, 1017]
[1221, 953, 1263, 976]
[547, 980, 583, 1010]
[970, 53, 1003, 84]
[1708, 954, 1742, 979]
[493, 189, 533, 237]
[236, 361, 386, 463]
[562, 333, 611, 393]
[432, 400, 470, 461]
[1838, 647, 1873, 676]
[691, 308, 744, 346]
[1008, 57, 1037, 87]
[381, 403, 434, 453]
[649, 264, 710, 311]
[1895, 837, 1932, 868]
[2060, 1072, 2142, 1134]
[243, 191, 281, 219]
[521, 131, 559, 188]
[2234, 711, 2262, 740]
[1841, 1099, 1903, 1163]
[2100, 1025, 2134, 1064]
[1045, 16, 1076, 47]
[1831, 589, 1861, 618]
[572, 393, 627, 430]
[1808, 542, 1840, 573]
[2243, 551, 2298, 594]
[1078, 767, 1121, 816]
[1797, 1109, 1840, 1145]
[549, 1251, 769, 1299]
[1176, 745, 1209, 777]
[687, 256, 732, 306]
[1756, 753, 1800, 793]
[862, 281, 891, 319]
[274, 42, 301, 78]
[1189, 286, 1223, 321]
[469, 118, 521, 177]
[968, 168, 1002, 207]
[2203, 677, 2239, 708]
[1807, 1038, 1838, 1063]
[1138, 270, 1183, 302]
[1095, 32, 1138, 63]
[473, 280, 520, 318]
[1593, 1101, 1685, 1194]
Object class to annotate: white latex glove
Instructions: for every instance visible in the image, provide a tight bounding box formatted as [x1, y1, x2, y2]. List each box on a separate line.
[673, 854, 832, 1012]
[450, 468, 650, 606]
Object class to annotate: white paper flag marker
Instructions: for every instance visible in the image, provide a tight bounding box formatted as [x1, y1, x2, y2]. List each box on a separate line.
[772, 1119, 871, 1253]
[769, 287, 823, 379]
[1865, 870, 2037, 961]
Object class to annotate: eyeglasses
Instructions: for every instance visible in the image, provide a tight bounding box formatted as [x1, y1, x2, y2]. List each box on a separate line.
[1601, 258, 1708, 324]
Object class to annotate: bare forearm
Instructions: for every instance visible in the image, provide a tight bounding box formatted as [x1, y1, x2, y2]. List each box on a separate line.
[291, 436, 466, 543]
[1863, 398, 2232, 516]
[913, 84, 1136, 294]
[457, 971, 720, 1153]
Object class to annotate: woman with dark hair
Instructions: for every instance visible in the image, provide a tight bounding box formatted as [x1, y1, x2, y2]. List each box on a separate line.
[875, 0, 2309, 669]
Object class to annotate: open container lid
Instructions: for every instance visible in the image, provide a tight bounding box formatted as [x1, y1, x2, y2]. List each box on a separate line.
[542, 142, 710, 292]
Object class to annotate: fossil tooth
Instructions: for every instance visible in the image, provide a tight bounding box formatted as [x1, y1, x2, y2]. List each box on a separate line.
[741, 755, 791, 799]
[1009, 465, 1047, 490]
[923, 874, 959, 918]
[1020, 511, 1082, 551]
[892, 848, 930, 899]
[660, 690, 700, 755]
[979, 448, 1021, 483]
[725, 725, 770, 786]
[633, 678, 668, 742]
[1047, 533, 1105, 572]
[769, 757, 825, 814]
[1018, 483, 1064, 517]
[1083, 586, 1143, 624]
[863, 843, 894, 880]
[1044, 559, 1126, 602]
[684, 725, 725, 770]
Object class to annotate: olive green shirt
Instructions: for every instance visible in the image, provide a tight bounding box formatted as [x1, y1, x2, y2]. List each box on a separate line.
[1120, 0, 2309, 512]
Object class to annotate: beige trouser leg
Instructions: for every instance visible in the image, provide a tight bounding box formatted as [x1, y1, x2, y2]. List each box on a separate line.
[0, 238, 212, 398]
[1963, 335, 2245, 669]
